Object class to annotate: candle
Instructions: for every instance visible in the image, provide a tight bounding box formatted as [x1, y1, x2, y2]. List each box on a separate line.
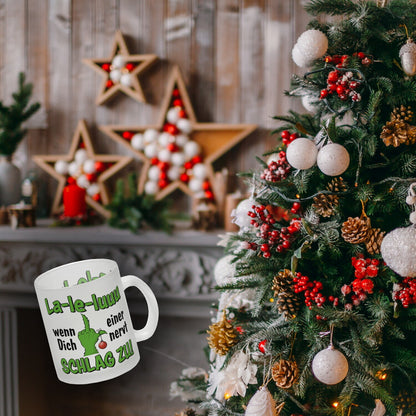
[63, 184, 86, 217]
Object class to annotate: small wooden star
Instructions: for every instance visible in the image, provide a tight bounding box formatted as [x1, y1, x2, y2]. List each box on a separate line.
[83, 30, 157, 105]
[100, 65, 256, 204]
[33, 120, 132, 218]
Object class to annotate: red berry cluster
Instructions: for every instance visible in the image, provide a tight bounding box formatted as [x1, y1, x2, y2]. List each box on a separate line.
[261, 151, 291, 182]
[341, 256, 379, 309]
[320, 69, 361, 102]
[246, 205, 301, 258]
[324, 52, 372, 68]
[281, 130, 299, 146]
[394, 277, 416, 308]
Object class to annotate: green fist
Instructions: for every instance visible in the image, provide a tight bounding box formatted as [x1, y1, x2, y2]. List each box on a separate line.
[78, 314, 107, 356]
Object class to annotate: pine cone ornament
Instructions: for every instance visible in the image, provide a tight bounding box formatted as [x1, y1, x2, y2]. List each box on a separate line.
[341, 216, 371, 244]
[207, 311, 238, 355]
[272, 269, 294, 296]
[396, 390, 416, 415]
[312, 177, 347, 217]
[365, 227, 386, 255]
[271, 359, 299, 389]
[381, 105, 416, 147]
[276, 291, 302, 319]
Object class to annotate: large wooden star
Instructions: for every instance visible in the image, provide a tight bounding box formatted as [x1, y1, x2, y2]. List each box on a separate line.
[83, 30, 157, 105]
[33, 120, 132, 218]
[99, 65, 257, 203]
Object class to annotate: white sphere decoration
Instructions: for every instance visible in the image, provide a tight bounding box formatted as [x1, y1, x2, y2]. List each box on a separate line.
[166, 107, 181, 124]
[381, 226, 416, 277]
[214, 255, 236, 285]
[296, 29, 328, 61]
[131, 133, 144, 150]
[171, 152, 186, 167]
[317, 143, 350, 176]
[184, 141, 200, 159]
[76, 174, 90, 189]
[158, 148, 172, 162]
[176, 134, 189, 147]
[158, 132, 173, 147]
[286, 137, 318, 170]
[143, 128, 159, 143]
[410, 212, 416, 224]
[120, 73, 133, 87]
[68, 161, 81, 177]
[189, 178, 204, 193]
[302, 95, 320, 113]
[167, 166, 181, 181]
[245, 386, 277, 416]
[55, 160, 69, 175]
[148, 165, 160, 182]
[74, 148, 88, 165]
[144, 142, 158, 158]
[292, 43, 312, 68]
[311, 346, 349, 385]
[192, 163, 208, 180]
[232, 197, 257, 229]
[109, 69, 122, 83]
[87, 183, 100, 197]
[144, 180, 159, 195]
[111, 54, 125, 69]
[177, 118, 193, 134]
[83, 159, 96, 174]
[400, 40, 416, 76]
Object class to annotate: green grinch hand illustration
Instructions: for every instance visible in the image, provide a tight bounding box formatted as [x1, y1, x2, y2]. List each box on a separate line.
[78, 314, 107, 356]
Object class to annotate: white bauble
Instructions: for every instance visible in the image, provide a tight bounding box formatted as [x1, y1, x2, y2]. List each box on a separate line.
[87, 183, 100, 197]
[176, 134, 189, 147]
[184, 141, 200, 159]
[143, 128, 159, 143]
[317, 143, 350, 176]
[131, 133, 144, 150]
[109, 69, 122, 83]
[76, 174, 90, 189]
[74, 148, 88, 165]
[111, 54, 125, 69]
[144, 142, 158, 158]
[166, 107, 181, 124]
[158, 148, 172, 162]
[68, 161, 81, 177]
[381, 225, 416, 277]
[83, 159, 96, 174]
[189, 178, 203, 193]
[292, 43, 312, 68]
[148, 165, 160, 182]
[192, 163, 208, 180]
[167, 166, 181, 181]
[296, 29, 328, 60]
[232, 198, 256, 229]
[177, 118, 193, 134]
[400, 40, 416, 76]
[158, 132, 173, 147]
[144, 180, 159, 195]
[120, 73, 133, 87]
[286, 137, 318, 170]
[55, 160, 69, 175]
[302, 94, 320, 112]
[171, 152, 186, 167]
[244, 386, 278, 416]
[311, 346, 348, 385]
[214, 255, 237, 285]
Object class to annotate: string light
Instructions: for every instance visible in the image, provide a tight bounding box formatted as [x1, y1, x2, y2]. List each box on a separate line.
[376, 370, 388, 380]
[332, 401, 340, 408]
[269, 298, 275, 303]
[224, 392, 231, 400]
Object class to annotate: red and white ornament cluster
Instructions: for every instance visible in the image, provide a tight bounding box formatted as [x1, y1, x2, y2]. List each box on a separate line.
[121, 88, 214, 199]
[320, 69, 362, 103]
[394, 277, 416, 308]
[54, 147, 108, 201]
[101, 53, 136, 90]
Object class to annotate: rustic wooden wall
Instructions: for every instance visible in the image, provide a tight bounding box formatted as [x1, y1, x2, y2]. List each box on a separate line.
[0, 0, 309, 211]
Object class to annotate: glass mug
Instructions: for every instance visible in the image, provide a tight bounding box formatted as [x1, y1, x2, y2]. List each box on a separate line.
[34, 258, 159, 384]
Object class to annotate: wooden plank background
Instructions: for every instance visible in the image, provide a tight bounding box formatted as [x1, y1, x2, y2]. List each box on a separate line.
[0, 0, 309, 214]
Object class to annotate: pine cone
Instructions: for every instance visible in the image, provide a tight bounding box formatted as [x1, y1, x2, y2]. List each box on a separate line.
[312, 177, 347, 217]
[277, 291, 302, 319]
[341, 216, 370, 244]
[365, 228, 385, 255]
[207, 311, 238, 355]
[396, 390, 416, 414]
[272, 269, 294, 296]
[381, 105, 416, 147]
[271, 359, 299, 389]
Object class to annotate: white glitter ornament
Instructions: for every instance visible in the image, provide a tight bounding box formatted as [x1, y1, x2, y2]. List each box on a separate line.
[177, 118, 193, 134]
[144, 180, 159, 195]
[109, 69, 122, 83]
[55, 160, 69, 175]
[214, 255, 236, 285]
[76, 174, 90, 189]
[83, 159, 96, 174]
[232, 198, 256, 230]
[167, 166, 181, 181]
[68, 161, 81, 177]
[189, 178, 203, 193]
[87, 183, 100, 197]
[144, 142, 158, 158]
[286, 137, 318, 170]
[148, 165, 160, 182]
[317, 143, 350, 176]
[143, 128, 159, 143]
[296, 29, 328, 61]
[311, 345, 348, 385]
[166, 107, 181, 124]
[131, 133, 144, 150]
[400, 39, 416, 76]
[158, 148, 172, 162]
[158, 132, 173, 147]
[120, 73, 133, 87]
[171, 152, 186, 167]
[74, 148, 88, 165]
[184, 141, 200, 159]
[176, 134, 188, 147]
[111, 54, 125, 69]
[192, 163, 208, 180]
[292, 43, 312, 68]
[244, 386, 278, 416]
[302, 94, 320, 112]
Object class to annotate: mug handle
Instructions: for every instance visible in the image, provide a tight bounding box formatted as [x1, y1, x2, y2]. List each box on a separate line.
[121, 275, 159, 342]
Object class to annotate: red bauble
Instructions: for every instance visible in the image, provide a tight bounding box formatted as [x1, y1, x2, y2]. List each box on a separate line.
[151, 157, 159, 165]
[85, 173, 96, 182]
[184, 161, 193, 170]
[79, 142, 85, 149]
[92, 193, 101, 202]
[67, 176, 76, 185]
[164, 123, 179, 135]
[180, 173, 189, 183]
[202, 180, 211, 191]
[191, 155, 202, 164]
[172, 88, 180, 98]
[125, 63, 135, 72]
[101, 63, 111, 72]
[327, 70, 340, 83]
[178, 109, 187, 118]
[158, 161, 169, 171]
[205, 190, 214, 200]
[357, 51, 366, 59]
[281, 130, 290, 140]
[158, 179, 169, 189]
[98, 340, 107, 349]
[159, 171, 167, 180]
[122, 131, 134, 140]
[172, 98, 183, 107]
[258, 339, 267, 354]
[167, 143, 179, 153]
[336, 85, 345, 95]
[95, 161, 106, 173]
[320, 89, 329, 99]
[106, 80, 114, 89]
[289, 133, 298, 142]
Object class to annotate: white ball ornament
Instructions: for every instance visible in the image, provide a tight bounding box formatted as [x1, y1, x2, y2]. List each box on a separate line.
[144, 180, 159, 195]
[296, 29, 328, 61]
[189, 178, 204, 193]
[192, 163, 208, 180]
[158, 132, 173, 147]
[171, 152, 186, 167]
[286, 137, 318, 170]
[184, 141, 200, 159]
[143, 128, 159, 143]
[74, 148, 88, 165]
[167, 166, 181, 181]
[311, 346, 349, 385]
[176, 134, 189, 147]
[166, 107, 181, 124]
[109, 69, 122, 83]
[317, 143, 350, 176]
[148, 165, 160, 182]
[120, 73, 133, 87]
[214, 255, 237, 285]
[400, 40, 416, 76]
[177, 118, 193, 134]
[83, 159, 96, 174]
[87, 183, 100, 197]
[144, 142, 158, 159]
[232, 198, 256, 229]
[158, 148, 172, 163]
[244, 386, 278, 416]
[76, 174, 90, 189]
[68, 161, 81, 177]
[111, 54, 125, 69]
[55, 160, 69, 175]
[302, 94, 320, 112]
[292, 43, 312, 68]
[131, 133, 144, 150]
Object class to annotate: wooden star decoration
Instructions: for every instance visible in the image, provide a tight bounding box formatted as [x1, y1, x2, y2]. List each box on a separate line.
[83, 30, 157, 105]
[99, 65, 257, 204]
[33, 120, 132, 218]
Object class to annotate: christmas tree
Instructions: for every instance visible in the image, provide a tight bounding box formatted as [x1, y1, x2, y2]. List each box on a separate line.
[172, 1, 416, 415]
